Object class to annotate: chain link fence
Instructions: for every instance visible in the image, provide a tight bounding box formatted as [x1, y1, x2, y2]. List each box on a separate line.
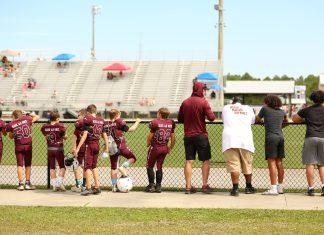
[0, 121, 321, 190]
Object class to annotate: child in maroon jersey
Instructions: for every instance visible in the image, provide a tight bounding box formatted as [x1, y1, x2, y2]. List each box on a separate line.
[104, 109, 141, 192]
[71, 109, 87, 192]
[75, 104, 109, 196]
[145, 108, 176, 193]
[0, 110, 7, 164]
[6, 110, 39, 190]
[41, 111, 67, 191]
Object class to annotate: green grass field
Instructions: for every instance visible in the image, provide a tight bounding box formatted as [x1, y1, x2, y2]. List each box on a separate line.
[0, 206, 323, 234]
[1, 122, 306, 169]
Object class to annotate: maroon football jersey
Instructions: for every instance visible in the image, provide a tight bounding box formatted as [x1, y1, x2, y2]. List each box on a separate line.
[149, 118, 175, 147]
[0, 119, 6, 143]
[104, 118, 128, 147]
[74, 119, 86, 152]
[6, 115, 33, 146]
[82, 114, 104, 143]
[41, 123, 66, 148]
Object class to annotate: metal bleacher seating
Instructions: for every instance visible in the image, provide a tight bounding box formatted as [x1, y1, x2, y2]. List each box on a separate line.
[1, 60, 219, 114]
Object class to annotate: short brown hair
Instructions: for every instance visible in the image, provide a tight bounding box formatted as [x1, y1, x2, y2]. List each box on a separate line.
[109, 109, 120, 120]
[86, 104, 97, 114]
[264, 94, 282, 110]
[12, 110, 23, 119]
[49, 111, 60, 121]
[78, 108, 87, 117]
[158, 107, 170, 119]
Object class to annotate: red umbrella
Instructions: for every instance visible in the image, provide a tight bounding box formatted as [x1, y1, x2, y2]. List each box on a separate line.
[102, 63, 131, 71]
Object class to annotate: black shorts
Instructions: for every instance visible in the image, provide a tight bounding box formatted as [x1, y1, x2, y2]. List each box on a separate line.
[265, 135, 285, 159]
[184, 135, 211, 161]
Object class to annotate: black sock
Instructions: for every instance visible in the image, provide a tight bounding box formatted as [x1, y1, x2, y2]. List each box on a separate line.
[246, 183, 252, 188]
[233, 184, 239, 190]
[147, 168, 155, 185]
[156, 170, 163, 186]
[82, 178, 86, 187]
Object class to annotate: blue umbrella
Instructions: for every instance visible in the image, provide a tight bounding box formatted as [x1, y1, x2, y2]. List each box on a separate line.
[209, 84, 223, 90]
[196, 72, 218, 81]
[52, 53, 75, 61]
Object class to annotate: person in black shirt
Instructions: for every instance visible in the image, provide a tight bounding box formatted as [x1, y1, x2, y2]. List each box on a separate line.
[292, 90, 324, 196]
[256, 95, 288, 195]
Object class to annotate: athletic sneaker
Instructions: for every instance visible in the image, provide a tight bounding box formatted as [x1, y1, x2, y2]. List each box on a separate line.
[24, 183, 36, 190]
[185, 186, 197, 194]
[201, 185, 213, 194]
[277, 185, 284, 194]
[81, 189, 93, 196]
[92, 187, 101, 195]
[145, 184, 155, 193]
[81, 186, 86, 192]
[112, 185, 118, 192]
[245, 186, 256, 194]
[58, 184, 66, 192]
[262, 188, 279, 195]
[305, 188, 315, 196]
[118, 166, 127, 177]
[321, 187, 324, 197]
[71, 185, 82, 193]
[230, 188, 239, 197]
[245, 186, 257, 194]
[17, 184, 24, 191]
[155, 185, 162, 193]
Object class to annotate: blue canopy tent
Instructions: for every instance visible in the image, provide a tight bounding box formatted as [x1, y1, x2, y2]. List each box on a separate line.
[196, 72, 219, 81]
[209, 84, 223, 90]
[52, 53, 75, 61]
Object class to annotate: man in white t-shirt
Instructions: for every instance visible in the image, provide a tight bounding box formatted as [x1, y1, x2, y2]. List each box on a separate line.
[222, 97, 256, 196]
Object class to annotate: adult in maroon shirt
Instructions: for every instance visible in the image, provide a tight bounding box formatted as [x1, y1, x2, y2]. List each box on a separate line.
[0, 110, 7, 164]
[178, 81, 216, 194]
[71, 109, 87, 192]
[145, 108, 176, 193]
[41, 111, 67, 191]
[104, 109, 141, 192]
[76, 104, 109, 196]
[6, 110, 39, 190]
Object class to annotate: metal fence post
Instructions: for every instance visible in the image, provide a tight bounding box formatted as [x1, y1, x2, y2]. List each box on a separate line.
[47, 157, 50, 189]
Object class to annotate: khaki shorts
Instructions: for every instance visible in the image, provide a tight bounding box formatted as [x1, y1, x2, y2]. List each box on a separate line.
[223, 148, 253, 174]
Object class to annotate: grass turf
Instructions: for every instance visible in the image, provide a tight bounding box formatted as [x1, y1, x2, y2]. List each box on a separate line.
[1, 122, 306, 168]
[0, 206, 323, 234]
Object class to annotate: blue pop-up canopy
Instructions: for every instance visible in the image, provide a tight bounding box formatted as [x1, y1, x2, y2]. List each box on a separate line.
[196, 72, 219, 81]
[52, 53, 75, 61]
[209, 84, 223, 90]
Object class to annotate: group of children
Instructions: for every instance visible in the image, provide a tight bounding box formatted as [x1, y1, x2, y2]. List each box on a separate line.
[0, 105, 176, 195]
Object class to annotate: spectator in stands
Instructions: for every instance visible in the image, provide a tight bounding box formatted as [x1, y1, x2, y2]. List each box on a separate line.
[210, 91, 216, 99]
[222, 97, 257, 196]
[56, 62, 62, 69]
[292, 90, 324, 196]
[51, 90, 58, 99]
[107, 72, 114, 80]
[256, 95, 288, 195]
[178, 81, 215, 194]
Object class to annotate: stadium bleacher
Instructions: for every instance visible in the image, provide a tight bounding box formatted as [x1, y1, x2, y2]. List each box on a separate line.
[0, 60, 219, 114]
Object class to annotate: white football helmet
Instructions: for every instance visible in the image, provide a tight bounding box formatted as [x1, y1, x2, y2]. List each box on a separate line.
[117, 177, 133, 193]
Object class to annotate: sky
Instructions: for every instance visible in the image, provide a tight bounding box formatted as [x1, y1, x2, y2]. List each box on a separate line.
[1, 0, 323, 78]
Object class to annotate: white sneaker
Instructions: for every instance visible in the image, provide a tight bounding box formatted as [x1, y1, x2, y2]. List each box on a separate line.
[71, 185, 82, 193]
[262, 188, 279, 195]
[277, 185, 284, 194]
[17, 184, 24, 191]
[24, 184, 36, 190]
[112, 185, 118, 192]
[118, 166, 127, 177]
